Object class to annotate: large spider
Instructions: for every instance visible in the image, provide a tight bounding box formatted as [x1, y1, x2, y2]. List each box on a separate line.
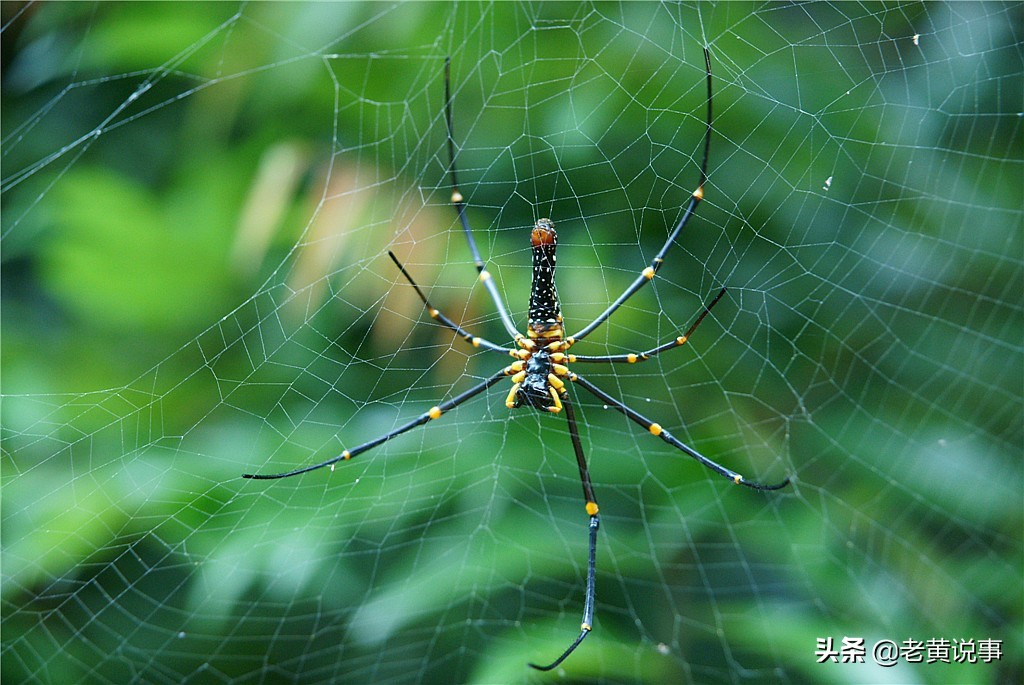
[245, 49, 790, 671]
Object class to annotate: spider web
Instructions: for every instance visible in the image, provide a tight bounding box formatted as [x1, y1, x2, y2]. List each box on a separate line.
[3, 2, 1021, 683]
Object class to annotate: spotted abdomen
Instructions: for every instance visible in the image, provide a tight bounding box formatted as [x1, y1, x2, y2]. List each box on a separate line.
[528, 218, 564, 341]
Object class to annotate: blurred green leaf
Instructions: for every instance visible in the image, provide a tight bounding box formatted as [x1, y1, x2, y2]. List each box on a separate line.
[41, 166, 236, 333]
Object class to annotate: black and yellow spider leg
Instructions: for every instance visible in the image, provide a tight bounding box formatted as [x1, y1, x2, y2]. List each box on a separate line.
[529, 392, 600, 671]
[388, 251, 514, 355]
[573, 287, 727, 364]
[571, 374, 789, 491]
[242, 369, 509, 480]
[569, 48, 714, 343]
[444, 57, 521, 340]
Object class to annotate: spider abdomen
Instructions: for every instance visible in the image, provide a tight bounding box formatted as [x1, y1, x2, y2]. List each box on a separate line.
[527, 218, 565, 342]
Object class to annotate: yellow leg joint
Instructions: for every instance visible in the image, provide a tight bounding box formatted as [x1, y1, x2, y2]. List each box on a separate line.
[547, 387, 563, 413]
[642, 266, 655, 280]
[451, 190, 464, 203]
[627, 353, 638, 363]
[733, 474, 743, 484]
[585, 501, 599, 516]
[649, 422, 663, 436]
[693, 185, 704, 200]
[428, 406, 442, 420]
[342, 450, 351, 460]
[506, 383, 520, 409]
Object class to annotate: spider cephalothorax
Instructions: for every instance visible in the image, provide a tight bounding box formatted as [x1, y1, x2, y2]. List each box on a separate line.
[507, 346, 564, 411]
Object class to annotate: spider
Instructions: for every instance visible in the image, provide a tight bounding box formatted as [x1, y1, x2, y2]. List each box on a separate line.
[244, 49, 790, 671]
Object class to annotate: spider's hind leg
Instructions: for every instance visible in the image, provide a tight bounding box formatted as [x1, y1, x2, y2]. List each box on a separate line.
[528, 393, 600, 670]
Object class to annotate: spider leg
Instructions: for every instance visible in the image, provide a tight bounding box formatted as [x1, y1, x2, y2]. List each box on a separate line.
[388, 251, 515, 355]
[529, 393, 600, 671]
[573, 287, 726, 364]
[571, 373, 789, 491]
[243, 369, 508, 480]
[569, 48, 713, 343]
[444, 57, 521, 340]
